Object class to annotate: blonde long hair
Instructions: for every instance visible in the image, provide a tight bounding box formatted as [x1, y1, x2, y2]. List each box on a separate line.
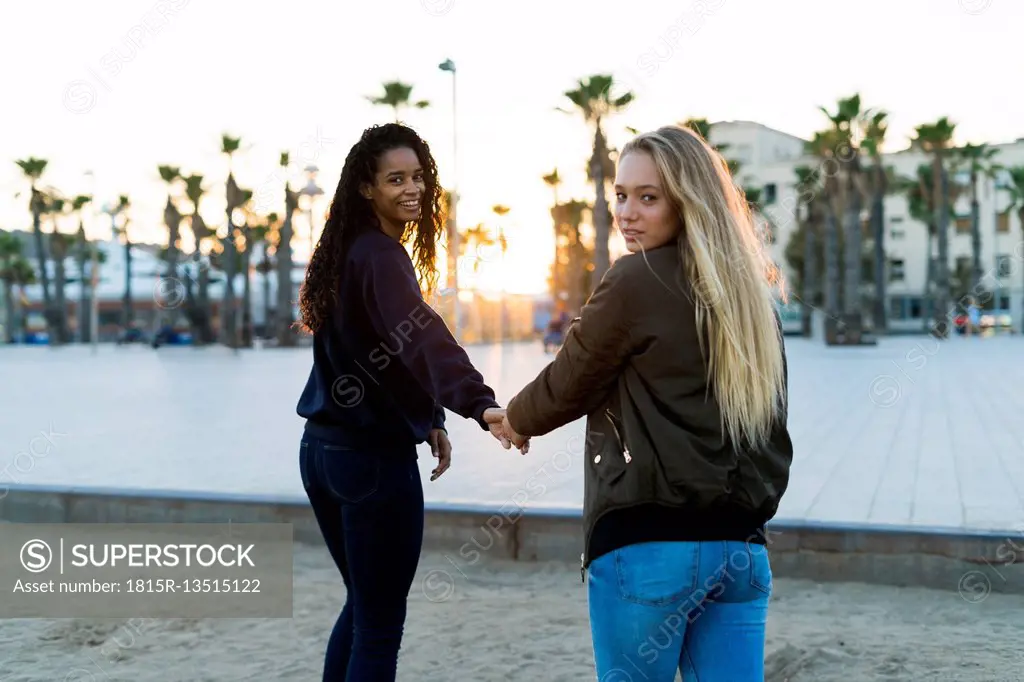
[620, 125, 787, 450]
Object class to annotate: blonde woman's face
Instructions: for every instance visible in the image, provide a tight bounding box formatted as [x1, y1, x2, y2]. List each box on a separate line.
[613, 151, 682, 253]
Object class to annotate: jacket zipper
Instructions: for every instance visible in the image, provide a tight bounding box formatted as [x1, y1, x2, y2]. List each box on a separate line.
[605, 410, 631, 463]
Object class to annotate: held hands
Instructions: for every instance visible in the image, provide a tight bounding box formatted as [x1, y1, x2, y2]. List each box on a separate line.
[482, 407, 530, 454]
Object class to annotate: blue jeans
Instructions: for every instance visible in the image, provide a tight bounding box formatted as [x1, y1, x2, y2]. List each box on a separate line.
[588, 540, 772, 681]
[300, 435, 424, 681]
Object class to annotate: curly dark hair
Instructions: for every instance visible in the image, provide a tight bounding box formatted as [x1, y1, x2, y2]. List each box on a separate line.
[297, 123, 444, 334]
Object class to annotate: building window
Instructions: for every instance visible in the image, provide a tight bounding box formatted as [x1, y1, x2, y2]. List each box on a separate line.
[997, 211, 1010, 233]
[889, 297, 904, 319]
[890, 229, 905, 240]
[999, 294, 1011, 309]
[763, 183, 777, 205]
[890, 216, 904, 224]
[997, 254, 1012, 278]
[908, 297, 923, 319]
[889, 259, 905, 282]
[955, 216, 972, 234]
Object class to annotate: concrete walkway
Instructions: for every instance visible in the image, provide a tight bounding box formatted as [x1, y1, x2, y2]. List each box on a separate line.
[1, 336, 1022, 534]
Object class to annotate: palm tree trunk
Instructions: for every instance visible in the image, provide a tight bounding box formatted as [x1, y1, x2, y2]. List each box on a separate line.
[54, 255, 68, 343]
[276, 188, 296, 347]
[932, 159, 951, 337]
[197, 261, 212, 343]
[823, 198, 841, 319]
[870, 166, 887, 333]
[801, 201, 819, 337]
[590, 124, 611, 289]
[241, 233, 253, 347]
[969, 171, 982, 291]
[222, 217, 238, 348]
[77, 223, 90, 342]
[182, 263, 199, 339]
[122, 239, 133, 329]
[3, 281, 15, 343]
[29, 189, 55, 342]
[923, 229, 935, 333]
[1019, 208, 1024, 334]
[842, 172, 863, 317]
[261, 251, 272, 340]
[569, 223, 586, 313]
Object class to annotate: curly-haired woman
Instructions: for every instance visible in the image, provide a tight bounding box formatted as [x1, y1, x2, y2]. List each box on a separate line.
[295, 123, 509, 681]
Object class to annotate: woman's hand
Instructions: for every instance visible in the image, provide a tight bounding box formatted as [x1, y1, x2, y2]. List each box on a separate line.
[501, 415, 529, 454]
[483, 407, 511, 449]
[428, 428, 452, 481]
[483, 407, 529, 454]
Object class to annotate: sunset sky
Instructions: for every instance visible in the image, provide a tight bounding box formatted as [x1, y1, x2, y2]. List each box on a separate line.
[1, 0, 1020, 294]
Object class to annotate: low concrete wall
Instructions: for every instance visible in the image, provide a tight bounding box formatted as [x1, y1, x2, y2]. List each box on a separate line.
[1, 485, 1020, 596]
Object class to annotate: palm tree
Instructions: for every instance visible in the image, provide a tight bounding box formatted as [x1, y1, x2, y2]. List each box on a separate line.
[44, 194, 72, 344]
[957, 143, 1001, 293]
[15, 158, 55, 341]
[156, 166, 184, 335]
[491, 204, 510, 254]
[365, 81, 430, 122]
[901, 165, 937, 328]
[806, 129, 843, 328]
[70, 195, 93, 342]
[819, 95, 869, 331]
[109, 195, 134, 331]
[491, 205, 512, 338]
[561, 75, 634, 288]
[542, 169, 563, 299]
[789, 166, 821, 337]
[459, 224, 495, 275]
[235, 186, 255, 347]
[183, 175, 214, 344]
[276, 152, 298, 347]
[911, 117, 957, 338]
[0, 231, 31, 343]
[1005, 166, 1024, 334]
[158, 165, 182, 281]
[253, 212, 278, 339]
[862, 110, 890, 334]
[221, 134, 244, 348]
[442, 189, 459, 296]
[551, 199, 591, 313]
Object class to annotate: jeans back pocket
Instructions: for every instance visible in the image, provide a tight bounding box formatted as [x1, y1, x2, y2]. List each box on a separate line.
[614, 541, 700, 606]
[747, 543, 772, 596]
[320, 444, 380, 504]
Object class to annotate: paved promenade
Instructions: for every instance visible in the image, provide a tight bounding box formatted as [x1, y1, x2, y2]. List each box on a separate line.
[1, 336, 1022, 533]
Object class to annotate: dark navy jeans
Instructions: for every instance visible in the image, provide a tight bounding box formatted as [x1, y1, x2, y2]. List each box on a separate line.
[300, 434, 424, 681]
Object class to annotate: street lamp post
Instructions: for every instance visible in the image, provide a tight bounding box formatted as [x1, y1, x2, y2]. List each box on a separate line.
[439, 57, 461, 341]
[300, 165, 323, 259]
[84, 170, 101, 354]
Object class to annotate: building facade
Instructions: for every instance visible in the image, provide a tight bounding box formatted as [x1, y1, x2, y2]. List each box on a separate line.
[709, 120, 1024, 333]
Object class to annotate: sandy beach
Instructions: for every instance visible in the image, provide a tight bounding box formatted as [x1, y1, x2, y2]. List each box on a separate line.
[2, 543, 1023, 682]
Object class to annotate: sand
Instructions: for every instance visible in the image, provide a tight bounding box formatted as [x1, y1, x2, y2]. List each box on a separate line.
[2, 544, 1023, 682]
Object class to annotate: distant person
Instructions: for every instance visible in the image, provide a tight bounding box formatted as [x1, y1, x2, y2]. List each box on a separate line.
[966, 298, 981, 337]
[294, 123, 516, 682]
[543, 303, 571, 353]
[499, 125, 793, 681]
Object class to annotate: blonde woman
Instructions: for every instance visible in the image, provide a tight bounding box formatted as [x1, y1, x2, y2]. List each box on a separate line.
[502, 125, 793, 680]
